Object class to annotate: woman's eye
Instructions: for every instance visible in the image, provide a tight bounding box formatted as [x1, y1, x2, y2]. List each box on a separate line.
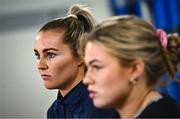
[34, 52, 40, 59]
[46, 52, 56, 59]
[92, 65, 103, 70]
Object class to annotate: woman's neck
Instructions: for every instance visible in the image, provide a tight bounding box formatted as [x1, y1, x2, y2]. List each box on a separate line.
[116, 81, 153, 118]
[60, 66, 84, 97]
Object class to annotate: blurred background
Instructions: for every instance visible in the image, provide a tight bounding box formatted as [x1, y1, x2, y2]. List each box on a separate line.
[0, 0, 180, 118]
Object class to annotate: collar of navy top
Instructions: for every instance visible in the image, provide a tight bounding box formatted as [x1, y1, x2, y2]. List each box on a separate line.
[57, 81, 86, 104]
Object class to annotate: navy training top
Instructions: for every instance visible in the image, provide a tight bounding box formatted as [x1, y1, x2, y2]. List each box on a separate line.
[138, 93, 180, 118]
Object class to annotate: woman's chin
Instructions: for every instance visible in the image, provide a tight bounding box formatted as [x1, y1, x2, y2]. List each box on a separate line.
[44, 83, 56, 90]
[45, 86, 54, 90]
[93, 100, 111, 109]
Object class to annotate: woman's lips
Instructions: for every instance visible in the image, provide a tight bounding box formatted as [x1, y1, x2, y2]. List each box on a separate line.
[89, 90, 97, 99]
[41, 74, 51, 80]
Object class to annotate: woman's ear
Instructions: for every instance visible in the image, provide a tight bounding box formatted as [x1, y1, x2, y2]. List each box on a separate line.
[130, 59, 145, 82]
[77, 55, 84, 67]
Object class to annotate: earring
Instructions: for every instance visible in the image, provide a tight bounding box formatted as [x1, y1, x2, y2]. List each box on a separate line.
[130, 78, 137, 85]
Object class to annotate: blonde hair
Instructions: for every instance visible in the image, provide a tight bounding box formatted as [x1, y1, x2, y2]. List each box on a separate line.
[83, 15, 180, 86]
[39, 4, 96, 58]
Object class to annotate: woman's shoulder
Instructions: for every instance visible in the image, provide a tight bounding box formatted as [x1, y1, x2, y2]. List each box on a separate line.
[138, 93, 180, 118]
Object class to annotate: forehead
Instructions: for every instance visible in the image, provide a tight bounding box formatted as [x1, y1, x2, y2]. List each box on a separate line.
[85, 42, 113, 62]
[35, 29, 65, 48]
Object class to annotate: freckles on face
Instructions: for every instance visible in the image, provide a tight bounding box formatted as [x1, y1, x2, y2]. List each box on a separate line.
[34, 30, 79, 90]
[84, 42, 132, 108]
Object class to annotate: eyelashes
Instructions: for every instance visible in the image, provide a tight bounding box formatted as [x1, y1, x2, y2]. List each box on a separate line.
[46, 52, 56, 59]
[92, 65, 103, 70]
[34, 52, 57, 60]
[34, 52, 40, 59]
[86, 64, 104, 72]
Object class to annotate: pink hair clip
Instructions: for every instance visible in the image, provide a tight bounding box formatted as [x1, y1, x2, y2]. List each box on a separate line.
[156, 29, 168, 49]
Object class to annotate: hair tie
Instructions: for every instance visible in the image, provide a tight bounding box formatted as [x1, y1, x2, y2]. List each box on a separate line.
[68, 14, 78, 19]
[156, 29, 168, 49]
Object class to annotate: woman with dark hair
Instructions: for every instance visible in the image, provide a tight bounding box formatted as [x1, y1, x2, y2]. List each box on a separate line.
[34, 4, 119, 118]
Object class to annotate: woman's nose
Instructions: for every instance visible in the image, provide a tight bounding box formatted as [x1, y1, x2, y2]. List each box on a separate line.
[37, 58, 48, 70]
[83, 71, 95, 85]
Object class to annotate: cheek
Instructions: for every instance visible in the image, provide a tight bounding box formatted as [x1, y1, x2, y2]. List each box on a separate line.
[108, 70, 131, 94]
[51, 58, 78, 78]
[94, 71, 120, 99]
[114, 77, 133, 104]
[98, 71, 131, 105]
[50, 59, 65, 72]
[100, 72, 122, 95]
[93, 74, 121, 108]
[100, 70, 121, 86]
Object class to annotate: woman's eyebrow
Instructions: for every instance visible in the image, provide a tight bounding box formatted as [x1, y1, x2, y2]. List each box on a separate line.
[89, 59, 100, 65]
[43, 48, 59, 52]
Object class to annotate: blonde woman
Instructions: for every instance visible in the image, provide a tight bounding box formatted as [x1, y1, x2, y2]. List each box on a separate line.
[83, 15, 180, 118]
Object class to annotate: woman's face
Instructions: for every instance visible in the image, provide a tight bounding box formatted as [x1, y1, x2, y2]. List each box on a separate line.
[34, 29, 80, 90]
[84, 42, 133, 108]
